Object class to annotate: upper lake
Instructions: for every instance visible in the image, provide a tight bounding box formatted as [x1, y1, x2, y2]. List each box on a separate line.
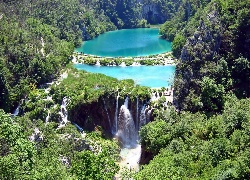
[76, 28, 172, 57]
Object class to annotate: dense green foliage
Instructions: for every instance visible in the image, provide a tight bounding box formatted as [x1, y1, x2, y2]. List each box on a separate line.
[0, 0, 78, 112]
[0, 108, 120, 179]
[160, 0, 250, 113]
[137, 96, 250, 179]
[1, 0, 250, 179]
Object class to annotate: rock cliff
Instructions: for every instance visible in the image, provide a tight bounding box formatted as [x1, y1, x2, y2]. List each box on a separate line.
[174, 7, 222, 111]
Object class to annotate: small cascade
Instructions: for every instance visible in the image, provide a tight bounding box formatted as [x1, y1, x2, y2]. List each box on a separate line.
[103, 98, 111, 130]
[156, 90, 160, 98]
[45, 88, 51, 94]
[45, 110, 50, 124]
[40, 37, 45, 57]
[58, 97, 70, 128]
[119, 62, 126, 67]
[151, 92, 157, 101]
[13, 105, 20, 116]
[117, 97, 137, 148]
[139, 105, 147, 128]
[113, 92, 119, 134]
[95, 60, 101, 66]
[131, 62, 141, 66]
[136, 97, 139, 131]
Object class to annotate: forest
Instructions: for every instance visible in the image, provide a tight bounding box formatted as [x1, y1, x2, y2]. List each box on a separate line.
[0, 0, 249, 179]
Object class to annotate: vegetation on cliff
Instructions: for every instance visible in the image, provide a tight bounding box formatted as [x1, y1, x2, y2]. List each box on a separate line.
[160, 0, 249, 113]
[0, 0, 249, 179]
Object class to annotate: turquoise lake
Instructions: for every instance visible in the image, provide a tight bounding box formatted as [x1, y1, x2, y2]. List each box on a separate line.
[76, 28, 172, 57]
[74, 64, 176, 88]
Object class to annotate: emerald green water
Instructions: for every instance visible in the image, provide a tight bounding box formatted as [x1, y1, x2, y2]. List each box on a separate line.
[76, 28, 171, 57]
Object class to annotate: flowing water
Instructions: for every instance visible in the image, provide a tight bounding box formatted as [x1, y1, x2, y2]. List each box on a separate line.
[116, 97, 143, 178]
[113, 92, 120, 134]
[58, 97, 70, 128]
[139, 105, 147, 128]
[45, 110, 50, 124]
[13, 105, 20, 116]
[117, 97, 137, 148]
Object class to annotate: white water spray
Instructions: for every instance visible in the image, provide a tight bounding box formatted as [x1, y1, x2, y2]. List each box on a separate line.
[113, 92, 119, 134]
[117, 97, 137, 148]
[136, 97, 139, 131]
[58, 97, 70, 128]
[139, 105, 147, 128]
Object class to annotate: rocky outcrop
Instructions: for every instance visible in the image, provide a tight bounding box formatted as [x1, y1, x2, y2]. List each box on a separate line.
[137, 0, 171, 24]
[174, 6, 222, 111]
[139, 145, 154, 164]
[181, 10, 221, 62]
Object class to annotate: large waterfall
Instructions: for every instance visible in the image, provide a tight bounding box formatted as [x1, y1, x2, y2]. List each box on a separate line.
[116, 97, 143, 173]
[117, 97, 137, 148]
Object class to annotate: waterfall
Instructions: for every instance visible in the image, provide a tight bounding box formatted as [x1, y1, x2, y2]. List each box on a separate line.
[156, 90, 160, 98]
[58, 97, 70, 128]
[136, 97, 139, 131]
[151, 92, 157, 101]
[113, 92, 119, 134]
[119, 62, 126, 67]
[45, 110, 50, 124]
[103, 98, 111, 130]
[139, 105, 147, 128]
[13, 105, 20, 116]
[117, 97, 137, 148]
[124, 96, 129, 108]
[95, 60, 101, 66]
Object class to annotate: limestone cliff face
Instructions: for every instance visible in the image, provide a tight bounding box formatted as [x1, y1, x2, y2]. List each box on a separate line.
[69, 95, 152, 135]
[181, 10, 221, 62]
[136, 0, 172, 24]
[174, 8, 222, 111]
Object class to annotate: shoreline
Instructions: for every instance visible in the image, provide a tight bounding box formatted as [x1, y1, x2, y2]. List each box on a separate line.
[72, 51, 178, 66]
